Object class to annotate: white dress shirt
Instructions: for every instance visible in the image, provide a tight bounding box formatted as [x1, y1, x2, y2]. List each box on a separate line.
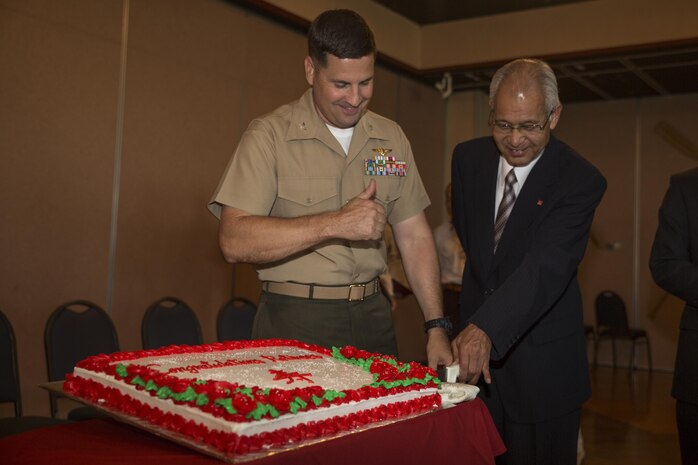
[494, 151, 544, 223]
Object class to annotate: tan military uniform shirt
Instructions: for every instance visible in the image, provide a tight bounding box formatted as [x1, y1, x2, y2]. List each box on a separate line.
[208, 89, 430, 285]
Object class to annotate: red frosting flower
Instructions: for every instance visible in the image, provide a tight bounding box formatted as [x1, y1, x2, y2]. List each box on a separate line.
[370, 359, 399, 381]
[407, 362, 428, 379]
[267, 388, 293, 413]
[232, 393, 256, 415]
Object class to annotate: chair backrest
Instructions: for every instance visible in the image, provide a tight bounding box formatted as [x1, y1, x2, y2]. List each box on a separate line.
[594, 290, 630, 336]
[216, 297, 256, 342]
[45, 301, 120, 382]
[44, 300, 119, 417]
[141, 296, 203, 350]
[0, 309, 22, 416]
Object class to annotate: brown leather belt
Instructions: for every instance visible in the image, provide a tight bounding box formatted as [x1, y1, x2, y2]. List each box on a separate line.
[262, 278, 381, 301]
[443, 283, 462, 293]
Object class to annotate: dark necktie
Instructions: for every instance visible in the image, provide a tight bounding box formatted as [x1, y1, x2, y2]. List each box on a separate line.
[494, 169, 517, 252]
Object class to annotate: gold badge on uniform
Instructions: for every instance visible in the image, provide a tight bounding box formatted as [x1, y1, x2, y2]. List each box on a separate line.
[365, 148, 407, 177]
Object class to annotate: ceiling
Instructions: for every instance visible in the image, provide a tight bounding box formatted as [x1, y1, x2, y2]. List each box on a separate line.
[372, 0, 590, 25]
[372, 0, 698, 103]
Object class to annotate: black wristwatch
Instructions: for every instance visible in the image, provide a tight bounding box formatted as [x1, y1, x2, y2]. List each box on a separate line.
[424, 317, 452, 335]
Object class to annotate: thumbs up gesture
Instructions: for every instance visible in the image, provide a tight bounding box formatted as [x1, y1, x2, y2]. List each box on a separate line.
[357, 178, 377, 201]
[334, 180, 386, 241]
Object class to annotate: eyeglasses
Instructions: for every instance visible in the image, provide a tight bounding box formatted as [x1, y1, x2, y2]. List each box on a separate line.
[489, 110, 554, 134]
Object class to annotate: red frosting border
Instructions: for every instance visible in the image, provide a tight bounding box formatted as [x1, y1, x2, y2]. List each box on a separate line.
[67, 376, 441, 455]
[64, 339, 442, 456]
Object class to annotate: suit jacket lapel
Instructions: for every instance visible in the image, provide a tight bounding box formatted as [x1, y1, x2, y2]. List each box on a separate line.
[491, 137, 560, 270]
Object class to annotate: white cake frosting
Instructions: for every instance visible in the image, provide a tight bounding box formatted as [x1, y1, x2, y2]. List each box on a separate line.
[65, 340, 442, 456]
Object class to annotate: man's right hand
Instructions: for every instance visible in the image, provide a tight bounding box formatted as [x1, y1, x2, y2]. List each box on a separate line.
[331, 180, 386, 241]
[451, 323, 492, 385]
[219, 180, 386, 264]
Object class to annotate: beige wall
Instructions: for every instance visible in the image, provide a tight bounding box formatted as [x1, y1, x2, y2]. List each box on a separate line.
[420, 0, 698, 68]
[267, 0, 698, 70]
[0, 0, 446, 417]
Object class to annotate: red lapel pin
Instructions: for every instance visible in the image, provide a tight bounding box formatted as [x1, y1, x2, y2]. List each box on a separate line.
[536, 200, 544, 206]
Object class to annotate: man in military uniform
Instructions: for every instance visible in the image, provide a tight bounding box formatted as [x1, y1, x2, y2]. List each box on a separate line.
[209, 9, 452, 368]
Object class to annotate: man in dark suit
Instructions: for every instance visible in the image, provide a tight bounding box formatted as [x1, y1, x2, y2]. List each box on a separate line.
[450, 58, 606, 465]
[650, 167, 698, 465]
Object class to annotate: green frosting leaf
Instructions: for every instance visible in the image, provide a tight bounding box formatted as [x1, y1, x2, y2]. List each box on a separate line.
[214, 397, 237, 414]
[247, 404, 267, 420]
[156, 386, 173, 399]
[182, 386, 198, 400]
[289, 397, 308, 414]
[246, 403, 280, 420]
[323, 390, 346, 402]
[115, 364, 128, 378]
[294, 397, 308, 409]
[195, 393, 209, 406]
[267, 405, 280, 419]
[171, 386, 198, 402]
[145, 380, 159, 392]
[129, 376, 145, 387]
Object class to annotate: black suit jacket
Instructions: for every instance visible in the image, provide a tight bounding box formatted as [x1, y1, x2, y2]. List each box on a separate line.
[451, 135, 606, 423]
[650, 167, 698, 403]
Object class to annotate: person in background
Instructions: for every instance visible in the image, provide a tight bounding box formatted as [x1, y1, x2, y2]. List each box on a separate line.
[650, 167, 698, 465]
[208, 9, 452, 368]
[433, 183, 466, 333]
[450, 58, 606, 464]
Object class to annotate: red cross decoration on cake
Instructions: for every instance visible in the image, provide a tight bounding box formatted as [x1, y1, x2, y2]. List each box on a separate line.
[268, 369, 314, 384]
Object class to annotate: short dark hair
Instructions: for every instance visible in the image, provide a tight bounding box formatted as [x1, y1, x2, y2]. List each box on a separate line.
[308, 9, 376, 67]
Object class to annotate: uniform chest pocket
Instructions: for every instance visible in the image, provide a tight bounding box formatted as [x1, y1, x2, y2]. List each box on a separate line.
[276, 177, 338, 217]
[371, 177, 402, 212]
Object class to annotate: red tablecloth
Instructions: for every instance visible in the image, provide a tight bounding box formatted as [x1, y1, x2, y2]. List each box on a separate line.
[1, 398, 504, 465]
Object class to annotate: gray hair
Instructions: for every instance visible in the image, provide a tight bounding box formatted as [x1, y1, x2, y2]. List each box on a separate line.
[488, 58, 560, 114]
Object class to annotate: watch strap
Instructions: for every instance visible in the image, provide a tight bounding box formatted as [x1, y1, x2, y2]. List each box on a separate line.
[424, 317, 452, 335]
